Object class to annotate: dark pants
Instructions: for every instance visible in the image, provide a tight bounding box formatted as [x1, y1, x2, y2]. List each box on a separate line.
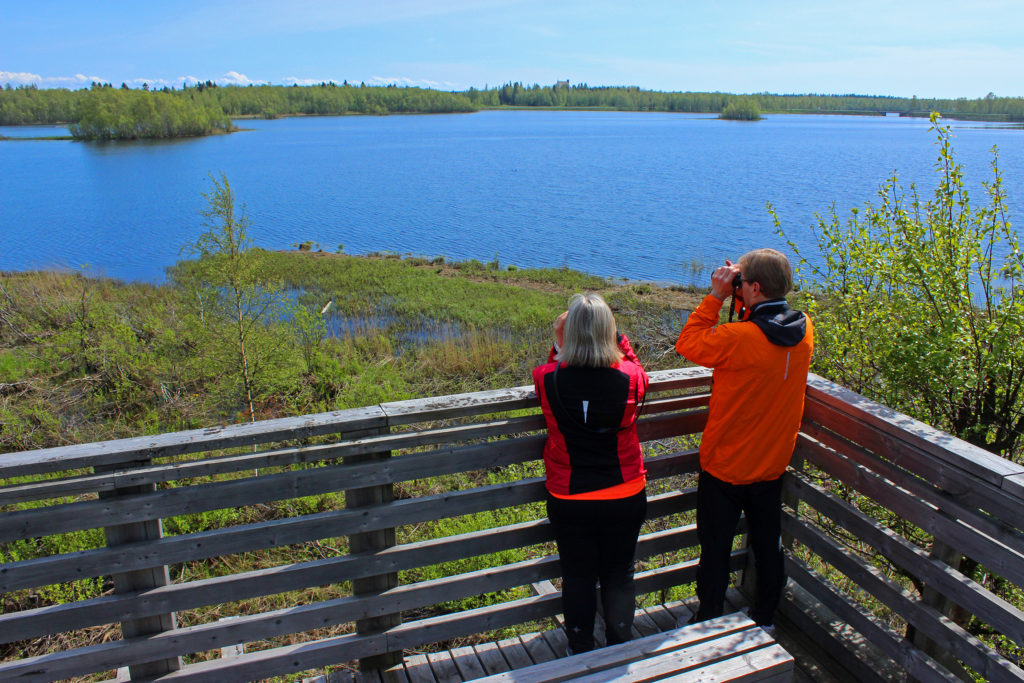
[694, 470, 785, 627]
[547, 490, 647, 654]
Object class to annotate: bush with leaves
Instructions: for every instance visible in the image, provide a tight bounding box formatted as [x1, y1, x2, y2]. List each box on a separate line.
[773, 113, 1024, 461]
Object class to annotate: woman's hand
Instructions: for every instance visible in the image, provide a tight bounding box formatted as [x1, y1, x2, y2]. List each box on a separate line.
[553, 311, 568, 348]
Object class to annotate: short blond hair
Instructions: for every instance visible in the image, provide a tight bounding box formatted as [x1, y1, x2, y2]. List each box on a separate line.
[739, 249, 793, 299]
[558, 293, 623, 368]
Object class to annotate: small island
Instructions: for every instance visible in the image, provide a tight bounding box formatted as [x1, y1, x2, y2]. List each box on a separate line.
[68, 87, 235, 140]
[719, 97, 762, 121]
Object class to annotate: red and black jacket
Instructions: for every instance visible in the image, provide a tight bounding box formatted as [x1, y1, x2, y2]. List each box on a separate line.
[532, 334, 648, 497]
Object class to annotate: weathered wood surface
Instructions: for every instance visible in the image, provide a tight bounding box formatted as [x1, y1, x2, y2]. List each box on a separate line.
[0, 405, 389, 478]
[110, 558, 723, 682]
[96, 460, 181, 680]
[783, 513, 1024, 682]
[0, 528, 712, 680]
[7, 366, 1024, 683]
[0, 518, 548, 642]
[796, 434, 1024, 589]
[783, 554, 959, 682]
[0, 369, 708, 480]
[0, 477, 546, 592]
[0, 417, 545, 505]
[0, 449, 698, 596]
[806, 374, 1024, 490]
[347, 427, 402, 672]
[473, 613, 788, 683]
[2, 484, 704, 644]
[786, 470, 1024, 649]
[803, 395, 1024, 529]
[798, 417, 1024, 556]
[0, 415, 699, 542]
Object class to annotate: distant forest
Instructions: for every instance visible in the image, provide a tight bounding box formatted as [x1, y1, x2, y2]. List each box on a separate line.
[2, 81, 1023, 139]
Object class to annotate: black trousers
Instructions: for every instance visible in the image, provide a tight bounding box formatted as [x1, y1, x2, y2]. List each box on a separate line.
[546, 490, 647, 654]
[694, 470, 785, 627]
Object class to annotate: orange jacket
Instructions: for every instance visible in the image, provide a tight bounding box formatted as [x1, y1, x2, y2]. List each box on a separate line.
[675, 295, 814, 485]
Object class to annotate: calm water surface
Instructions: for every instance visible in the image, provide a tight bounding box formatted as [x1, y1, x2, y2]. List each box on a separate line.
[2, 112, 1022, 283]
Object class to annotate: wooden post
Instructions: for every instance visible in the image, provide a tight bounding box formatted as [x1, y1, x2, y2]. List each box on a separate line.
[97, 459, 182, 679]
[345, 426, 402, 672]
[907, 539, 972, 682]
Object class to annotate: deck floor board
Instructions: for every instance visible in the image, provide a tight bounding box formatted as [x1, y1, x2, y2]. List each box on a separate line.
[495, 637, 533, 670]
[360, 597, 837, 682]
[426, 651, 461, 683]
[448, 646, 487, 680]
[471, 642, 509, 676]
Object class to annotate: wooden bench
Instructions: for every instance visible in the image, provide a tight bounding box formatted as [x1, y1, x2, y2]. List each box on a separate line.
[474, 613, 793, 682]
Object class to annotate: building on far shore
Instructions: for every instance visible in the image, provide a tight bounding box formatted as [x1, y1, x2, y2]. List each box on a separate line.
[555, 80, 570, 88]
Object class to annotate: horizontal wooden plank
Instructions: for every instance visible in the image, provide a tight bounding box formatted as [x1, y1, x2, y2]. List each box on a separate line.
[655, 645, 793, 683]
[0, 517, 547, 644]
[0, 445, 694, 578]
[0, 394, 703, 508]
[645, 367, 713, 392]
[802, 397, 1024, 529]
[381, 385, 537, 425]
[0, 406, 388, 479]
[806, 374, 1024, 488]
[0, 485, 702, 640]
[796, 435, 1024, 590]
[638, 393, 710, 416]
[799, 417, 1024, 555]
[786, 470, 1024, 649]
[478, 616, 771, 683]
[783, 553, 961, 682]
[638, 411, 707, 442]
[118, 557, 716, 682]
[784, 513, 1024, 682]
[0, 477, 547, 592]
[0, 369, 705, 485]
[0, 433, 548, 542]
[1005, 473, 1024, 500]
[0, 554, 563, 680]
[0, 415, 547, 505]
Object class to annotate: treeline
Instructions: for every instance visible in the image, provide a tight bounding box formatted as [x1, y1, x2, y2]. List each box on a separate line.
[5, 81, 1024, 131]
[465, 83, 1024, 121]
[0, 82, 477, 132]
[196, 82, 477, 117]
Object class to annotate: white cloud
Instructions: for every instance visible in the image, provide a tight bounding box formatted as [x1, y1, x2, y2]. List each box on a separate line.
[219, 71, 264, 86]
[283, 76, 323, 86]
[1, 70, 42, 85]
[368, 75, 460, 89]
[1, 71, 110, 88]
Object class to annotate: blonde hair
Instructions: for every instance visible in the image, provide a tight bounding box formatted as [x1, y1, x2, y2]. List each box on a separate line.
[739, 248, 793, 299]
[557, 293, 623, 368]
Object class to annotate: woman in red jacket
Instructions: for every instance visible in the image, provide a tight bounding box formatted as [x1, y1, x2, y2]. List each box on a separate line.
[533, 293, 648, 654]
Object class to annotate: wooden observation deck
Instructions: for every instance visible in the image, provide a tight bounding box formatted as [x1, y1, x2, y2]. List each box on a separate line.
[1, 369, 1022, 681]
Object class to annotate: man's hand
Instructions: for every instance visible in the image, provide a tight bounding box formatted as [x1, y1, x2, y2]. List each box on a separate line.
[710, 260, 741, 301]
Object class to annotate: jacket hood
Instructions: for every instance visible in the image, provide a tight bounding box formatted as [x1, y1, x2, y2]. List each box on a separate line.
[747, 299, 807, 347]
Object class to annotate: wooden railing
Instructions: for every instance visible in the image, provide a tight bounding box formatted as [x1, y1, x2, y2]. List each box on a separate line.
[1, 370, 1022, 682]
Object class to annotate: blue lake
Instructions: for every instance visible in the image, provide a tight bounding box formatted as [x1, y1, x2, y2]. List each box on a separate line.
[2, 111, 1022, 284]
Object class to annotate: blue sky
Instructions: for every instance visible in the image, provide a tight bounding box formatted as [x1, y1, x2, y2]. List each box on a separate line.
[4, 0, 1023, 98]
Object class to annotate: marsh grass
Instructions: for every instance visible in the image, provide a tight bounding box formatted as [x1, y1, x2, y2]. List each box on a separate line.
[1, 253, 708, 680]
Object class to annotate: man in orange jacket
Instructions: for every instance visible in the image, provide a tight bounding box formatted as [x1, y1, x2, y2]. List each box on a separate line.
[676, 248, 813, 630]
